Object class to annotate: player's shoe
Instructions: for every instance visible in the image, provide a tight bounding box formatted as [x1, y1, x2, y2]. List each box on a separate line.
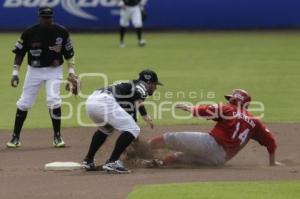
[139, 159, 164, 168]
[6, 136, 21, 148]
[102, 160, 131, 173]
[82, 158, 97, 171]
[138, 39, 146, 47]
[119, 42, 125, 48]
[53, 136, 65, 148]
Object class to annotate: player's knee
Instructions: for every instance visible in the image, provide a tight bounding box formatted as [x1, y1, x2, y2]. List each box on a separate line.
[120, 21, 129, 27]
[47, 103, 61, 109]
[47, 98, 61, 109]
[98, 124, 114, 136]
[148, 135, 165, 149]
[123, 124, 140, 138]
[133, 23, 142, 28]
[17, 100, 32, 111]
[128, 125, 140, 138]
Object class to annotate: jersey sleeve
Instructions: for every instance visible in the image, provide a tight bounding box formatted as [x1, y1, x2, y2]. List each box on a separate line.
[135, 82, 148, 101]
[192, 104, 220, 120]
[12, 31, 28, 56]
[62, 30, 74, 59]
[252, 120, 277, 154]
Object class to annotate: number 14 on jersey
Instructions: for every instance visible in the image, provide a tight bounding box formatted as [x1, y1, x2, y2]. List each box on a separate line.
[232, 122, 249, 145]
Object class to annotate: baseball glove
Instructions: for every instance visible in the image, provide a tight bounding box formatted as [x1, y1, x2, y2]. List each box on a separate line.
[65, 74, 80, 95]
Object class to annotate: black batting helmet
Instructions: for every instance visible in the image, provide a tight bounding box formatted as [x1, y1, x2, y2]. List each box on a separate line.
[138, 69, 163, 85]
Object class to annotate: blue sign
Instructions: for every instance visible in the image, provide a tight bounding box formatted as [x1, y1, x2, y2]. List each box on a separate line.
[1, 0, 300, 30]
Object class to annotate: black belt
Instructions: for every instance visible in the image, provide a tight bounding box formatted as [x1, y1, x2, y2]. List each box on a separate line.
[30, 65, 60, 68]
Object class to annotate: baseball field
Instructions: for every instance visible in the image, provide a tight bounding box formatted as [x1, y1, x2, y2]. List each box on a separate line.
[0, 31, 300, 198]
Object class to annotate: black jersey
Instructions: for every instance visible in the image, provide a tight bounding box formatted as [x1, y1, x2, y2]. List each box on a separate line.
[13, 23, 74, 67]
[102, 80, 148, 120]
[123, 0, 141, 6]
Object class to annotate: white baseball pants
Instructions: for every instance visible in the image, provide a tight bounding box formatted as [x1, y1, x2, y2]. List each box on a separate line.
[163, 132, 226, 166]
[120, 5, 143, 28]
[85, 91, 140, 138]
[17, 65, 63, 111]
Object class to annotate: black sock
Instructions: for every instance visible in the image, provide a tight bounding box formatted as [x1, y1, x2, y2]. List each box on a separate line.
[109, 131, 135, 162]
[49, 107, 61, 137]
[12, 108, 28, 138]
[136, 28, 142, 41]
[85, 130, 108, 161]
[120, 27, 126, 43]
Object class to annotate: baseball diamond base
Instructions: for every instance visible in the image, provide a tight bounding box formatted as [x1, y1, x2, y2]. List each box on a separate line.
[44, 162, 83, 170]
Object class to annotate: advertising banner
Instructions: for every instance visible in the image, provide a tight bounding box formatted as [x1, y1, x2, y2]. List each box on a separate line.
[0, 0, 300, 30]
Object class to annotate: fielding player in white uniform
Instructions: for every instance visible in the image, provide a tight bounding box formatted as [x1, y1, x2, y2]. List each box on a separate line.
[7, 7, 77, 148]
[119, 0, 148, 48]
[83, 69, 162, 173]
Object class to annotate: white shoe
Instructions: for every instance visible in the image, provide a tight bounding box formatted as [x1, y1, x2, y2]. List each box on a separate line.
[102, 160, 131, 173]
[138, 39, 146, 47]
[7, 136, 21, 148]
[140, 159, 163, 168]
[119, 42, 125, 48]
[53, 136, 65, 148]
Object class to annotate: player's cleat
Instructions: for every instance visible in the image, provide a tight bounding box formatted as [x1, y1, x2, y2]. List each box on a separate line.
[119, 42, 125, 48]
[53, 136, 65, 148]
[139, 159, 164, 168]
[82, 159, 97, 171]
[7, 136, 21, 148]
[102, 160, 131, 173]
[138, 39, 146, 47]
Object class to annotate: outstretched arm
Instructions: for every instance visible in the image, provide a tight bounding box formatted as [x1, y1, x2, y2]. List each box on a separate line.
[175, 103, 193, 112]
[252, 121, 284, 166]
[176, 103, 220, 121]
[137, 100, 154, 129]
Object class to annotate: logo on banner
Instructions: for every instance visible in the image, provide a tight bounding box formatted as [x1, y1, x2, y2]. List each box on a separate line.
[3, 0, 118, 20]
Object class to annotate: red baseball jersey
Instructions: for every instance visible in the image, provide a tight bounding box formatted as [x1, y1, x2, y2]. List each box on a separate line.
[192, 103, 277, 160]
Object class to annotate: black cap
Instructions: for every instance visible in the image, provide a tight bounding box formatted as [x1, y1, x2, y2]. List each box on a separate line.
[138, 69, 163, 85]
[38, 7, 54, 17]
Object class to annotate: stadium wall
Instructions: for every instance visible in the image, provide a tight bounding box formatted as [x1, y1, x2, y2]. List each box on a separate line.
[0, 0, 300, 30]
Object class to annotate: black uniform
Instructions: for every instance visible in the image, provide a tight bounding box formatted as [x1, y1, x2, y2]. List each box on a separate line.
[7, 7, 74, 149]
[13, 23, 74, 67]
[99, 80, 148, 121]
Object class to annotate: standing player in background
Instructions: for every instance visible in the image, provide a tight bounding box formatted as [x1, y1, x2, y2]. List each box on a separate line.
[147, 89, 283, 167]
[7, 7, 78, 148]
[118, 0, 148, 48]
[83, 69, 162, 173]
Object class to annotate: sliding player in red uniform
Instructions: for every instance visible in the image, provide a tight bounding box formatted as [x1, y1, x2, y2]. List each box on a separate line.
[148, 89, 282, 167]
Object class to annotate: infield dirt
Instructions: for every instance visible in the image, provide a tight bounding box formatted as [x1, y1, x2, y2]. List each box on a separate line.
[1, 123, 299, 199]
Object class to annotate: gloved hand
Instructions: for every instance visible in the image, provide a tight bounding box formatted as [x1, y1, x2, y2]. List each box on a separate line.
[65, 74, 80, 95]
[11, 75, 19, 87]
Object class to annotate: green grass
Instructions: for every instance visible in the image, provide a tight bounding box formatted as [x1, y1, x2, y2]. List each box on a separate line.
[0, 31, 300, 129]
[127, 181, 300, 199]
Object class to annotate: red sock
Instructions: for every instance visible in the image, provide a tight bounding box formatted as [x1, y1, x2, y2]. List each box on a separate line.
[148, 135, 165, 149]
[162, 154, 178, 166]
